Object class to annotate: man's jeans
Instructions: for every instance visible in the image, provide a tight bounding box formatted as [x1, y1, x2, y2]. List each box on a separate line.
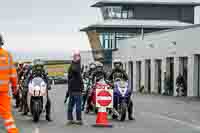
[68, 95, 82, 121]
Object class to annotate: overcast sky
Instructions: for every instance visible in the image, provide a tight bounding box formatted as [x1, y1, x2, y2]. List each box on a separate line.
[1, 0, 101, 55]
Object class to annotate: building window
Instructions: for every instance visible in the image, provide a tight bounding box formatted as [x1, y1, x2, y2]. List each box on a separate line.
[121, 10, 128, 19]
[100, 32, 137, 49]
[102, 6, 134, 19]
[128, 9, 134, 18]
[112, 7, 121, 18]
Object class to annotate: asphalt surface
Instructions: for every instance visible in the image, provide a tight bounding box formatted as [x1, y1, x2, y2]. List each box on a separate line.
[1, 84, 200, 133]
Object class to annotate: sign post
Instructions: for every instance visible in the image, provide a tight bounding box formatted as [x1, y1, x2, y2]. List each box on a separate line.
[93, 88, 113, 128]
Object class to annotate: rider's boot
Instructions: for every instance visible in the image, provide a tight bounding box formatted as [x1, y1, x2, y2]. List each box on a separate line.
[18, 100, 23, 112]
[85, 96, 92, 113]
[45, 97, 52, 122]
[14, 92, 20, 108]
[128, 101, 135, 121]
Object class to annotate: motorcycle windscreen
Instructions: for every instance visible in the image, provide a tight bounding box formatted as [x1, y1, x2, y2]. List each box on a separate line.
[28, 77, 47, 96]
[115, 81, 130, 97]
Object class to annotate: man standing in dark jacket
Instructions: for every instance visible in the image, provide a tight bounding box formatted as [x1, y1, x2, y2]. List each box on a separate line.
[66, 50, 83, 125]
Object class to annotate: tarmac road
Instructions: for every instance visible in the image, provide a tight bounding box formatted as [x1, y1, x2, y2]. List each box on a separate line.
[1, 84, 200, 133]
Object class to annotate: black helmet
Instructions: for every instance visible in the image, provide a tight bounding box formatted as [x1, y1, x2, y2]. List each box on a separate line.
[0, 35, 4, 46]
[96, 61, 103, 72]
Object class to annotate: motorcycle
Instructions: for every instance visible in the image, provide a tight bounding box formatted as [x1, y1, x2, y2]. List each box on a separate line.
[89, 78, 111, 113]
[27, 77, 47, 122]
[112, 78, 131, 121]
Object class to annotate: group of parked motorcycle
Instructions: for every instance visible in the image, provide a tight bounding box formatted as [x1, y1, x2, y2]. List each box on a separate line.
[16, 61, 50, 122]
[81, 64, 134, 121]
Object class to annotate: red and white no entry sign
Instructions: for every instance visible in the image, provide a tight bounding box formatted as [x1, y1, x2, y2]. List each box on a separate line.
[96, 89, 113, 108]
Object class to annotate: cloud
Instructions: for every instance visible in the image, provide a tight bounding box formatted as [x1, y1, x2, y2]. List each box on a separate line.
[0, 0, 101, 60]
[3, 32, 91, 52]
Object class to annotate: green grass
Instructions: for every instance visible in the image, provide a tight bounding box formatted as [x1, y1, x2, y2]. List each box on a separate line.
[45, 64, 71, 77]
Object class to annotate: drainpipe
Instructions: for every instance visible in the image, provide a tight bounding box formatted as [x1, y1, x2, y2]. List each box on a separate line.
[141, 28, 144, 40]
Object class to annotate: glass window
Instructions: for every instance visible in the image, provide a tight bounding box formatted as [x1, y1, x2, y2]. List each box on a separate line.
[128, 9, 134, 18]
[104, 39, 109, 49]
[113, 7, 121, 18]
[122, 10, 128, 19]
[103, 6, 135, 20]
[103, 6, 120, 19]
[102, 7, 109, 19]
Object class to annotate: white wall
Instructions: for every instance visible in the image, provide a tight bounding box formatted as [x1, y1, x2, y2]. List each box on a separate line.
[194, 6, 200, 24]
[114, 25, 200, 60]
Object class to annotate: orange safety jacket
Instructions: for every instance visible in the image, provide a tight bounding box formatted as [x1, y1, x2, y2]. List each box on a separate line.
[0, 47, 18, 94]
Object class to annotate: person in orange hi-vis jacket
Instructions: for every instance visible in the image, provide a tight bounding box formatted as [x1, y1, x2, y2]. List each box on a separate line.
[0, 35, 19, 133]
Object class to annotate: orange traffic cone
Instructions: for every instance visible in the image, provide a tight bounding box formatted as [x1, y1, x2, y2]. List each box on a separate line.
[92, 107, 113, 128]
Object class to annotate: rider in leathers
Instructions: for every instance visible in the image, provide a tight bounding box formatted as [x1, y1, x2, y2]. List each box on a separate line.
[15, 62, 24, 108]
[19, 64, 31, 113]
[82, 63, 96, 112]
[20, 64, 33, 115]
[108, 60, 135, 120]
[85, 61, 107, 113]
[92, 62, 107, 84]
[18, 64, 29, 112]
[26, 61, 52, 121]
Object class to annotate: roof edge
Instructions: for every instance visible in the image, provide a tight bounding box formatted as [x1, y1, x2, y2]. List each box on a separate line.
[91, 1, 200, 7]
[142, 24, 200, 36]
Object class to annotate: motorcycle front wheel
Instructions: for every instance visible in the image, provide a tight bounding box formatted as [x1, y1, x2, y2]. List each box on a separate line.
[32, 101, 41, 122]
[118, 102, 127, 121]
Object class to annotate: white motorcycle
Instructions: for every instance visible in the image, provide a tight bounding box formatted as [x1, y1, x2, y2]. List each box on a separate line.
[27, 77, 47, 122]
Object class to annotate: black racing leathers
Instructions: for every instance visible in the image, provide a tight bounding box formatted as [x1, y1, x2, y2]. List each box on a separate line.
[92, 70, 107, 84]
[15, 67, 24, 108]
[108, 68, 128, 82]
[81, 69, 95, 111]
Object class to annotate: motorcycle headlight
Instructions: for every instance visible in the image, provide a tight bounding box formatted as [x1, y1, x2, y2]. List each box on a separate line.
[41, 87, 47, 95]
[119, 82, 126, 88]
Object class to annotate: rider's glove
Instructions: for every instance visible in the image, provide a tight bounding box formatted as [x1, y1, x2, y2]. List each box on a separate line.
[12, 86, 18, 96]
[64, 97, 68, 104]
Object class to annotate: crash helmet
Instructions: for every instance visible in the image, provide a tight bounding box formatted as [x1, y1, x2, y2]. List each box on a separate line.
[89, 62, 96, 70]
[23, 63, 29, 72]
[113, 59, 122, 69]
[95, 61, 103, 72]
[18, 61, 24, 68]
[33, 59, 44, 66]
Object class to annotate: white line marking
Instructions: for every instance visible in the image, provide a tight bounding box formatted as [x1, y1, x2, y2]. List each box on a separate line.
[96, 96, 112, 100]
[141, 112, 200, 130]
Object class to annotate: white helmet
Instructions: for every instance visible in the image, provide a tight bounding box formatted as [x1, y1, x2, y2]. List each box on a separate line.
[113, 59, 122, 69]
[95, 61, 103, 67]
[89, 62, 96, 69]
[113, 59, 121, 64]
